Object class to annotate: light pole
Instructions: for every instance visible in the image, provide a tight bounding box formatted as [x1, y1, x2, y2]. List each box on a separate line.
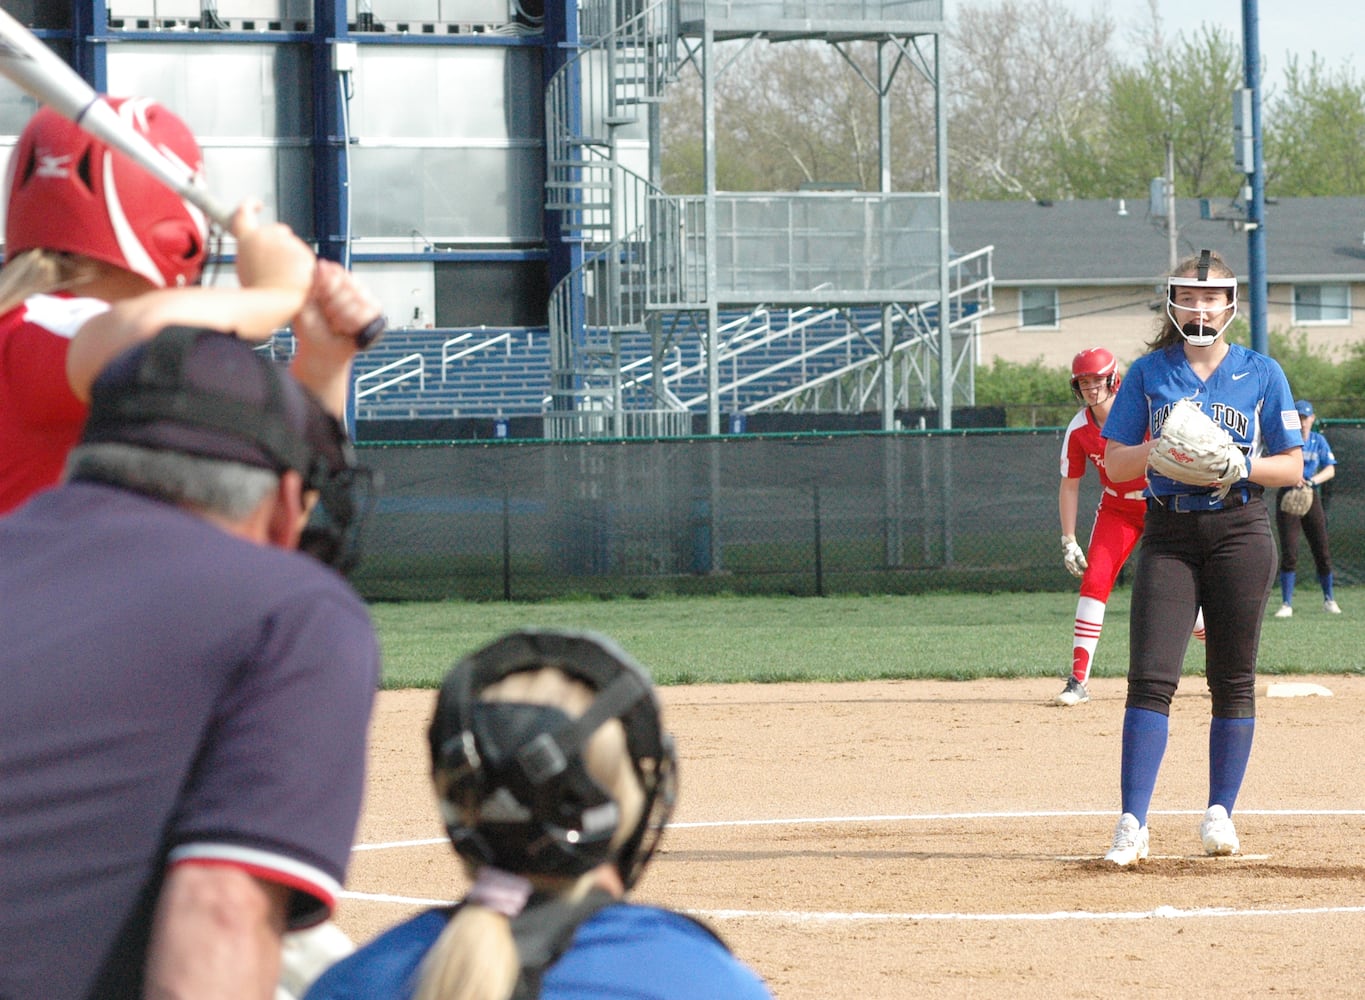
[1242, 0, 1269, 355]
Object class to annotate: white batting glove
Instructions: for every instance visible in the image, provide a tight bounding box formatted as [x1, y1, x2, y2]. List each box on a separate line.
[1061, 535, 1087, 578]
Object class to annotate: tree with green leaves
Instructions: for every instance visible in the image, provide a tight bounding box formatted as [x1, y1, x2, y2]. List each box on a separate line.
[1264, 56, 1365, 196]
[1085, 25, 1245, 201]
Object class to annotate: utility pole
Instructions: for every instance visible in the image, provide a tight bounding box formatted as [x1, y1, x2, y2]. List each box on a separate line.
[1165, 139, 1178, 270]
[1242, 0, 1269, 355]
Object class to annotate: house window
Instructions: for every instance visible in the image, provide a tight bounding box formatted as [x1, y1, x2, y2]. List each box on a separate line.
[1293, 284, 1350, 324]
[1020, 288, 1059, 329]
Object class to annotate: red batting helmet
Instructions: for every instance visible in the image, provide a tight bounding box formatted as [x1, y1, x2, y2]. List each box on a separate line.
[4, 97, 209, 288]
[1069, 347, 1119, 404]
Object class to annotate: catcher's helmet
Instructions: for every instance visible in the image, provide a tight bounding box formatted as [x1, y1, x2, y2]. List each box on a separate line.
[1168, 249, 1237, 347]
[1070, 347, 1119, 403]
[79, 327, 377, 573]
[429, 629, 677, 891]
[4, 97, 209, 288]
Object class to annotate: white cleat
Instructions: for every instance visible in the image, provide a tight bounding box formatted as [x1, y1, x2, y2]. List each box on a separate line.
[1104, 813, 1149, 866]
[1200, 805, 1240, 856]
[1054, 677, 1090, 706]
[1324, 599, 1342, 614]
[1274, 603, 1293, 618]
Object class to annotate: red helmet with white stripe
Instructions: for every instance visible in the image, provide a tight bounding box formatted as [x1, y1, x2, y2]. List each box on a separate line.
[1069, 347, 1119, 404]
[4, 97, 209, 288]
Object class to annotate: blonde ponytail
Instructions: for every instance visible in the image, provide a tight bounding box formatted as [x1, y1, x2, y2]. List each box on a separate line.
[412, 904, 520, 1000]
[0, 249, 98, 315]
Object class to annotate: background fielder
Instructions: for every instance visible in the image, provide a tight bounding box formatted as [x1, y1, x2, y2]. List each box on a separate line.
[1274, 399, 1340, 617]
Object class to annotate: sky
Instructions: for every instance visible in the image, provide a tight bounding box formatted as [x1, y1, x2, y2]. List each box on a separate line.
[1021, 1, 1360, 77]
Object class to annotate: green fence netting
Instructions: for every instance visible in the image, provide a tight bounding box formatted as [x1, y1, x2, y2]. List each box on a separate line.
[350, 423, 1364, 602]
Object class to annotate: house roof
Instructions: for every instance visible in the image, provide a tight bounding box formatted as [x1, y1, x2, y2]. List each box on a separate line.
[949, 196, 1365, 286]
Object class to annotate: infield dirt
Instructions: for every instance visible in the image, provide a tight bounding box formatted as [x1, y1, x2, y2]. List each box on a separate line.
[339, 675, 1365, 999]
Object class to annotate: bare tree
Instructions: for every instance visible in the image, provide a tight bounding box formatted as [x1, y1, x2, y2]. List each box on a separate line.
[946, 0, 1115, 200]
[660, 37, 939, 194]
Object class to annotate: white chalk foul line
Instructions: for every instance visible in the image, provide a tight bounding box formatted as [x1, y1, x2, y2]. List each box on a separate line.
[671, 807, 1365, 829]
[691, 903, 1365, 924]
[335, 890, 1365, 925]
[352, 808, 1365, 851]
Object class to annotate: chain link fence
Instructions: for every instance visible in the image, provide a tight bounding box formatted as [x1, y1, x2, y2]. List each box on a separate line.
[350, 423, 1364, 602]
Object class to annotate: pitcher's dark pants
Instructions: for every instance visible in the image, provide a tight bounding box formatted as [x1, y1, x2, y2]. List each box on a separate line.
[1127, 499, 1277, 719]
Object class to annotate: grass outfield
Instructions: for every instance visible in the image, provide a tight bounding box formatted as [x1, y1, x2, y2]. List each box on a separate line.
[370, 587, 1364, 688]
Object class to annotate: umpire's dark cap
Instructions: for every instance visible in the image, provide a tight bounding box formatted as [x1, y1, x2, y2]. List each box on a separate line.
[82, 325, 347, 485]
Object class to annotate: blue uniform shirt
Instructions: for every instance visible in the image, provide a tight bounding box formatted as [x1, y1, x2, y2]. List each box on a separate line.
[1102, 343, 1301, 498]
[304, 903, 775, 1000]
[1302, 429, 1336, 483]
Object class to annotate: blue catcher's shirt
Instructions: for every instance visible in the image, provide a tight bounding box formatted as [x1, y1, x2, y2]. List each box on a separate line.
[1102, 343, 1301, 498]
[303, 902, 775, 1000]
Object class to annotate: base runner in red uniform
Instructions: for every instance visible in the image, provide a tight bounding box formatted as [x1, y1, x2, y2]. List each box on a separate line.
[1056, 348, 1204, 706]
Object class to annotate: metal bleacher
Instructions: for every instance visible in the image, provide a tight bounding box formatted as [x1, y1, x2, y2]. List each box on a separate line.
[340, 294, 982, 423]
[350, 327, 552, 420]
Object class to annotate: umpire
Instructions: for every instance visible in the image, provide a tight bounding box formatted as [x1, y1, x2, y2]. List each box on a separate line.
[0, 328, 381, 999]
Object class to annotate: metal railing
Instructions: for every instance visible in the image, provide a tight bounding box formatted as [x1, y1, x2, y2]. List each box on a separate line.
[542, 407, 693, 439]
[355, 353, 425, 400]
[678, 0, 944, 22]
[441, 331, 513, 380]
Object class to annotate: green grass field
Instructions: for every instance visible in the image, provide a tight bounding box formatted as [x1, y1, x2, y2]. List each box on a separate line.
[371, 587, 1364, 688]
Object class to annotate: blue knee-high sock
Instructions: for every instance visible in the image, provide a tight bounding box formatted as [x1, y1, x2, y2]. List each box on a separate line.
[1120, 707, 1169, 826]
[1320, 573, 1335, 601]
[1280, 571, 1296, 605]
[1208, 716, 1255, 813]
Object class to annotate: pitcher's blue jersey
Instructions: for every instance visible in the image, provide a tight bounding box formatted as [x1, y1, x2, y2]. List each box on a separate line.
[1102, 343, 1301, 498]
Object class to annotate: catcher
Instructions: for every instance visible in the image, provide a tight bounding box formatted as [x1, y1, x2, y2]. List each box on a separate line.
[1273, 399, 1340, 617]
[1097, 249, 1303, 866]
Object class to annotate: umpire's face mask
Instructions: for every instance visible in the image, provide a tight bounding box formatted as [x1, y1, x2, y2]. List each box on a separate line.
[299, 463, 380, 576]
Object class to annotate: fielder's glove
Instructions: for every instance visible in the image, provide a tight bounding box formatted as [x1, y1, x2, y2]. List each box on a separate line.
[1148, 398, 1249, 501]
[1061, 535, 1087, 578]
[1281, 482, 1314, 517]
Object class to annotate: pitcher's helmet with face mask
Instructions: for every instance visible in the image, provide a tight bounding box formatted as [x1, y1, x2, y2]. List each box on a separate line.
[1168, 249, 1238, 348]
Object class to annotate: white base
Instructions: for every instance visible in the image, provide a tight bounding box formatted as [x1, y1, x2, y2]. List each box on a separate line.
[1265, 682, 1334, 698]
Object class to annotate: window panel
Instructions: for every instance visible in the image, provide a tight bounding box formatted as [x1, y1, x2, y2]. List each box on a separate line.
[350, 147, 543, 242]
[435, 261, 549, 326]
[107, 44, 312, 138]
[1292, 284, 1350, 324]
[350, 47, 543, 140]
[1020, 287, 1058, 329]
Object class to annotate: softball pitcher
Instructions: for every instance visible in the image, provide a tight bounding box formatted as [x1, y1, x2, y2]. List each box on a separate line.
[1098, 250, 1303, 865]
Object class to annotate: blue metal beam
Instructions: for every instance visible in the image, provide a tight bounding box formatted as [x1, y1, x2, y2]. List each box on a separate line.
[1242, 0, 1268, 355]
[314, 0, 350, 266]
